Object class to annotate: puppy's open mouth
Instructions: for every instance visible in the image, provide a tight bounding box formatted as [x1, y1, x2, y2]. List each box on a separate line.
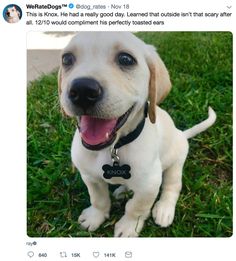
[79, 106, 134, 150]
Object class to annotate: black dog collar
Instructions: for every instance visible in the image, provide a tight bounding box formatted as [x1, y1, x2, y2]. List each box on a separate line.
[113, 102, 148, 150]
[102, 102, 148, 180]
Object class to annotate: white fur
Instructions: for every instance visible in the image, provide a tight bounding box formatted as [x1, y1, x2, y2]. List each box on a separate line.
[184, 107, 216, 139]
[59, 32, 216, 237]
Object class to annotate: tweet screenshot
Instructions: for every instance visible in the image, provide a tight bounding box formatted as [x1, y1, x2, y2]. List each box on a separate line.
[1, 0, 234, 260]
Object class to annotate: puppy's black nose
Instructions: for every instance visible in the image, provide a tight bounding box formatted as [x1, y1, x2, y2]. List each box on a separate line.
[69, 78, 103, 109]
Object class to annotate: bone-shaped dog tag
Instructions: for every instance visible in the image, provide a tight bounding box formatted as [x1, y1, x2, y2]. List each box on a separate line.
[102, 162, 131, 179]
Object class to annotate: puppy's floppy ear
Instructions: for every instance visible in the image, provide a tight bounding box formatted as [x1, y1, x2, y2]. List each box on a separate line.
[57, 67, 67, 117]
[145, 45, 172, 123]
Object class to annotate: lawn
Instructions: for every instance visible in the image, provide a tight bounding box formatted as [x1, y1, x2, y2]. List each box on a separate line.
[27, 32, 232, 237]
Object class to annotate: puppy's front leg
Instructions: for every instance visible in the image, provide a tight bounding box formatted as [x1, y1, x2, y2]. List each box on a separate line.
[114, 162, 162, 237]
[78, 176, 111, 231]
[152, 160, 184, 227]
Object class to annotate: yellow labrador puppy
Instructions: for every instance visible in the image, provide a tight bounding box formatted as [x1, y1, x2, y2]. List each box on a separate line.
[58, 32, 216, 237]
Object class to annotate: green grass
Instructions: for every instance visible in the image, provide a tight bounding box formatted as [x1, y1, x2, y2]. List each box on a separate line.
[27, 32, 232, 237]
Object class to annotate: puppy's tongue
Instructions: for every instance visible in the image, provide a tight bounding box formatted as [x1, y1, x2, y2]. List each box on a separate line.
[80, 116, 117, 145]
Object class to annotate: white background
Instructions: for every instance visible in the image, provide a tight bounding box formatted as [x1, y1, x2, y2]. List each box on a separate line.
[0, 0, 234, 260]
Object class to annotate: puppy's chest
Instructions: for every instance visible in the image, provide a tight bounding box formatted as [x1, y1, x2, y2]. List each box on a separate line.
[76, 146, 147, 184]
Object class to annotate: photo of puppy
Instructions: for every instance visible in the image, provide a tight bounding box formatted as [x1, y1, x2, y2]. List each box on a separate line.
[4, 5, 21, 23]
[58, 32, 217, 237]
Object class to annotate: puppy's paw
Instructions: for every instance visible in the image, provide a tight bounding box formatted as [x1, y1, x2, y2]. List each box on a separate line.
[113, 185, 128, 199]
[114, 215, 144, 237]
[152, 200, 176, 227]
[78, 206, 108, 231]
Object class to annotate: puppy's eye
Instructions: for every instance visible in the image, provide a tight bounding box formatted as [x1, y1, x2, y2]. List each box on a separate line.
[117, 52, 136, 67]
[62, 53, 75, 67]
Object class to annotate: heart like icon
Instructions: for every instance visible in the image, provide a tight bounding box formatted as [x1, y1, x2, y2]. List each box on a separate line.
[93, 251, 100, 258]
[125, 251, 132, 258]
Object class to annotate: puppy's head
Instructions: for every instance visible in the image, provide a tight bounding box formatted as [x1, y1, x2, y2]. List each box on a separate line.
[6, 6, 19, 18]
[58, 32, 171, 150]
